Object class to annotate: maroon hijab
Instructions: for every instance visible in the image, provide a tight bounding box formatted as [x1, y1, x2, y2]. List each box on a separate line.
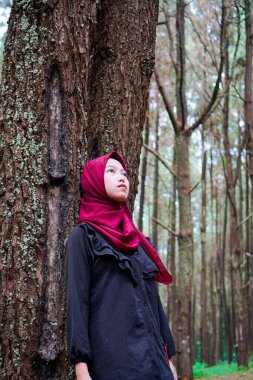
[77, 151, 173, 285]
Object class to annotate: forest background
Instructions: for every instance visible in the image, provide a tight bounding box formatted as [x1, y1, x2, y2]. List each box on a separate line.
[0, 0, 253, 379]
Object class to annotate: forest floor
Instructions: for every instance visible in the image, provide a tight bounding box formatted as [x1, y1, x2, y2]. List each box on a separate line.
[198, 372, 253, 379]
[194, 357, 253, 379]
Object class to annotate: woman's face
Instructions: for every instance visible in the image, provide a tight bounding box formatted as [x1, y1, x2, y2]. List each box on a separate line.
[104, 158, 129, 202]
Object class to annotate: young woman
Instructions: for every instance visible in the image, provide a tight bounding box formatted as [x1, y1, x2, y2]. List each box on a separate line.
[66, 151, 177, 380]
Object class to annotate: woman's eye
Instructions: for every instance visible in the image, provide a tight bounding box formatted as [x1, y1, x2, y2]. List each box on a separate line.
[122, 172, 127, 177]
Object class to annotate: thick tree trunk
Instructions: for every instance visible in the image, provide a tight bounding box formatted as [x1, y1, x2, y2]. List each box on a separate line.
[175, 133, 193, 379]
[88, 0, 158, 209]
[0, 1, 158, 378]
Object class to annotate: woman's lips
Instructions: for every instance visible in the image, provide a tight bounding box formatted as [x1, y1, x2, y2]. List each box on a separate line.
[118, 184, 127, 189]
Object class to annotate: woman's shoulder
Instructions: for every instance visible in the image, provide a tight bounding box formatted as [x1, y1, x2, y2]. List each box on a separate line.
[68, 222, 94, 238]
[66, 223, 97, 252]
[66, 223, 98, 265]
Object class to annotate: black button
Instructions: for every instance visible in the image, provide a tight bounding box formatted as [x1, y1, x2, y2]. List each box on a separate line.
[144, 302, 147, 306]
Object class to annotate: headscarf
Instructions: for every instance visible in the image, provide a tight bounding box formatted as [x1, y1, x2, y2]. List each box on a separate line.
[77, 151, 173, 285]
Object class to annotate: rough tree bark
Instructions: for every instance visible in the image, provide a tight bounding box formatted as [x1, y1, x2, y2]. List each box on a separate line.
[0, 1, 159, 379]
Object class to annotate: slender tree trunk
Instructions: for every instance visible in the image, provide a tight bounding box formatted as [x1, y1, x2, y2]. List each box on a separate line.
[245, 160, 252, 351]
[175, 133, 193, 379]
[221, 191, 233, 363]
[152, 110, 159, 249]
[215, 176, 223, 362]
[200, 130, 209, 364]
[168, 147, 178, 368]
[138, 109, 150, 231]
[210, 256, 217, 365]
[174, 2, 193, 377]
[0, 1, 159, 378]
[244, 0, 253, 190]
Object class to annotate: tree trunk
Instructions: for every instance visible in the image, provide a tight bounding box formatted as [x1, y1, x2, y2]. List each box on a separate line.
[0, 1, 158, 378]
[88, 0, 158, 209]
[138, 109, 150, 231]
[210, 256, 217, 365]
[244, 0, 253, 354]
[168, 147, 178, 369]
[244, 0, 253, 190]
[200, 131, 209, 364]
[220, 190, 232, 362]
[174, 2, 193, 376]
[245, 160, 253, 352]
[215, 173, 223, 362]
[152, 110, 159, 249]
[175, 133, 193, 379]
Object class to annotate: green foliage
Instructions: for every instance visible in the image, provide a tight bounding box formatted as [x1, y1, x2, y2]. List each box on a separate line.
[193, 356, 253, 379]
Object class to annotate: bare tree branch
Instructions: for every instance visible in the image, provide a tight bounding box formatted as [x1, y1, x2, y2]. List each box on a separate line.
[186, 180, 200, 195]
[186, 0, 227, 133]
[242, 276, 253, 289]
[237, 211, 253, 229]
[163, 1, 178, 73]
[152, 217, 179, 237]
[187, 12, 218, 70]
[143, 142, 176, 177]
[176, 0, 187, 129]
[154, 68, 179, 134]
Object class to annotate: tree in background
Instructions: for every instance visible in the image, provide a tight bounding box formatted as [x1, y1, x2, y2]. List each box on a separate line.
[136, 0, 253, 375]
[0, 1, 158, 378]
[154, 1, 226, 378]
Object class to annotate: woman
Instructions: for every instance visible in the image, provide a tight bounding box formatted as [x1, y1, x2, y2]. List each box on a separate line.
[66, 151, 177, 380]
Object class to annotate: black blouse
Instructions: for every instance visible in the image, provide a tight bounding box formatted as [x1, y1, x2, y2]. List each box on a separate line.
[66, 222, 176, 380]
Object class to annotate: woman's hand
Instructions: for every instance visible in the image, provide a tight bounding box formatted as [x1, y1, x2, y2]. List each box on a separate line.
[75, 362, 92, 380]
[169, 359, 178, 380]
